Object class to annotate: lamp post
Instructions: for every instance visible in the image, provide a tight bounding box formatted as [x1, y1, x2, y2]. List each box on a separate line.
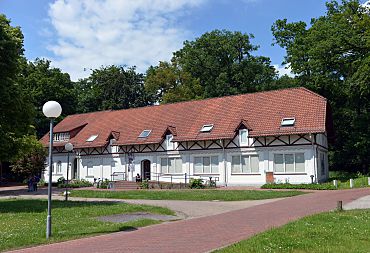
[42, 101, 62, 239]
[64, 143, 73, 201]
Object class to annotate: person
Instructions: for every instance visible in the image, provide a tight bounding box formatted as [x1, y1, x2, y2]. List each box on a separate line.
[27, 176, 33, 192]
[33, 175, 40, 192]
[135, 173, 142, 182]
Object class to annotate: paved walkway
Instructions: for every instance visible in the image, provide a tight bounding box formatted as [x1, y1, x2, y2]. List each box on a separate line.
[344, 194, 370, 210]
[6, 188, 370, 253]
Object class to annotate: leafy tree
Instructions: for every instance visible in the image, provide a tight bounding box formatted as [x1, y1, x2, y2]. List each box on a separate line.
[0, 14, 35, 163]
[75, 65, 153, 112]
[145, 61, 203, 103]
[173, 29, 278, 98]
[12, 135, 47, 178]
[18, 58, 76, 138]
[272, 0, 370, 172]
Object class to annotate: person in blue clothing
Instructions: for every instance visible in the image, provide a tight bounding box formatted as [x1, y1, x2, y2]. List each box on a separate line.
[33, 175, 40, 192]
[27, 175, 33, 192]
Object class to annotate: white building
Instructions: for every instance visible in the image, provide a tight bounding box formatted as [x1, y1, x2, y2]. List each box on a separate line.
[41, 87, 333, 186]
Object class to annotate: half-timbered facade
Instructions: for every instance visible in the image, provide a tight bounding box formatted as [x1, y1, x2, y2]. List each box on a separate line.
[41, 87, 333, 185]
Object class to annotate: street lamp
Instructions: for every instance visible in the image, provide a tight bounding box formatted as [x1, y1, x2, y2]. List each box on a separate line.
[64, 142, 73, 201]
[42, 101, 62, 239]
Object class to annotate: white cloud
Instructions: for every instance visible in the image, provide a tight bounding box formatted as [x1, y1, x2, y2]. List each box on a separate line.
[273, 64, 294, 77]
[47, 0, 205, 80]
[362, 0, 370, 10]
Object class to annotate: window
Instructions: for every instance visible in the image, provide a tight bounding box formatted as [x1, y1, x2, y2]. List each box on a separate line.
[56, 161, 62, 174]
[139, 130, 151, 138]
[320, 153, 325, 175]
[273, 153, 305, 173]
[53, 132, 70, 142]
[161, 158, 182, 174]
[239, 129, 248, 145]
[86, 135, 98, 142]
[166, 134, 174, 150]
[281, 118, 295, 127]
[200, 124, 214, 132]
[87, 162, 94, 176]
[194, 156, 219, 174]
[231, 155, 259, 174]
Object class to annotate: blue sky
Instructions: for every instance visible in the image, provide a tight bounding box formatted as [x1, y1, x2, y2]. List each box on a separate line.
[1, 0, 365, 80]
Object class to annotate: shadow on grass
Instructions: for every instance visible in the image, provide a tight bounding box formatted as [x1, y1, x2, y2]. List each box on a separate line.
[0, 199, 121, 214]
[118, 226, 138, 232]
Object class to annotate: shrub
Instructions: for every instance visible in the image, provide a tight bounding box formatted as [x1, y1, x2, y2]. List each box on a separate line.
[37, 179, 46, 187]
[261, 183, 337, 190]
[57, 177, 65, 186]
[97, 179, 110, 189]
[140, 179, 149, 189]
[58, 179, 92, 188]
[189, 178, 205, 189]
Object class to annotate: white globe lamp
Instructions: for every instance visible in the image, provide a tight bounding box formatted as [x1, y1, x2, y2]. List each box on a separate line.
[65, 142, 74, 152]
[42, 101, 62, 118]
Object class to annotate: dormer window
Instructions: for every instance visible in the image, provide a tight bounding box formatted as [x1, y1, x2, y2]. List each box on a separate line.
[281, 118, 295, 127]
[200, 124, 214, 132]
[53, 132, 70, 142]
[166, 134, 174, 150]
[139, 130, 151, 138]
[86, 134, 98, 142]
[239, 129, 248, 145]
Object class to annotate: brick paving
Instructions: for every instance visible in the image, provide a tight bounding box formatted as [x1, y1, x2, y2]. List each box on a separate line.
[8, 188, 370, 253]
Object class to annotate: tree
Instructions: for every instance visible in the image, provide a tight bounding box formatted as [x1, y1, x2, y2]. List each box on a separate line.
[145, 61, 203, 103]
[75, 65, 153, 113]
[0, 14, 35, 163]
[173, 30, 278, 98]
[18, 58, 77, 138]
[272, 0, 370, 172]
[12, 135, 47, 178]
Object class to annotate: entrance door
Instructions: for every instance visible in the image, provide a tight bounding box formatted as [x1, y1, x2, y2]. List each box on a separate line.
[142, 160, 151, 180]
[72, 158, 78, 179]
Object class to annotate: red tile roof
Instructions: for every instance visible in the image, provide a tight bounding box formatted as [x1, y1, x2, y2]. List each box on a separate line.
[40, 87, 329, 149]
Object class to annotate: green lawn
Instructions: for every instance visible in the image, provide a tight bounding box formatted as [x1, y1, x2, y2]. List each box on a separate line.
[215, 209, 370, 253]
[70, 189, 305, 201]
[262, 176, 370, 190]
[0, 199, 174, 252]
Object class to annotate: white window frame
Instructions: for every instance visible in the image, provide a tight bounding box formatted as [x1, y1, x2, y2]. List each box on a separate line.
[160, 157, 182, 174]
[55, 161, 62, 174]
[239, 129, 248, 146]
[87, 162, 94, 176]
[166, 134, 174, 150]
[273, 153, 305, 173]
[200, 124, 214, 132]
[193, 155, 219, 174]
[231, 154, 260, 174]
[139, 130, 151, 138]
[281, 118, 295, 127]
[86, 135, 98, 142]
[53, 132, 70, 142]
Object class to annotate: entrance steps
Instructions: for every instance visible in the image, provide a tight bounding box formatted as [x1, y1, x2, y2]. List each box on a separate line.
[113, 180, 140, 190]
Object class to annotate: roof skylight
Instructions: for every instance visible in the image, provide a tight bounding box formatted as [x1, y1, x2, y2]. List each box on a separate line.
[281, 118, 295, 127]
[200, 124, 214, 132]
[139, 130, 152, 138]
[86, 134, 98, 142]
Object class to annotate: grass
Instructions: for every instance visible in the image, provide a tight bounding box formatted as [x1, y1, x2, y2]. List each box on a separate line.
[70, 189, 305, 201]
[0, 199, 174, 252]
[262, 175, 369, 190]
[214, 209, 370, 253]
